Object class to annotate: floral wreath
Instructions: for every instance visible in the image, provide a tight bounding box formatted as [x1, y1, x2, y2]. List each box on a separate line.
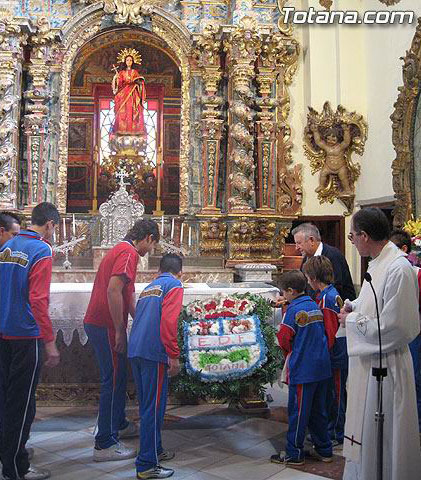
[172, 293, 283, 402]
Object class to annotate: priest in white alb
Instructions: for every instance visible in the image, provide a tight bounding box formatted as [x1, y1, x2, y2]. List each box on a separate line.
[339, 207, 421, 480]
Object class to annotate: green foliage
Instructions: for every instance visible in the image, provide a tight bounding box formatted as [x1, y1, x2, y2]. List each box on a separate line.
[172, 293, 283, 402]
[198, 348, 251, 368]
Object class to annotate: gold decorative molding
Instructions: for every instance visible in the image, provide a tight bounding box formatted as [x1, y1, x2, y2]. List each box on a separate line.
[391, 17, 421, 227]
[200, 218, 227, 256]
[0, 18, 26, 208]
[304, 102, 367, 216]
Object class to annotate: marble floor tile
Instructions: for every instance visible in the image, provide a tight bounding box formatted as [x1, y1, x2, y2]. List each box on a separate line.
[28, 405, 341, 480]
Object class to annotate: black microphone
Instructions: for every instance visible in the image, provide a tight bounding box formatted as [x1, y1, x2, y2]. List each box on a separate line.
[363, 272, 386, 378]
[364, 272, 387, 480]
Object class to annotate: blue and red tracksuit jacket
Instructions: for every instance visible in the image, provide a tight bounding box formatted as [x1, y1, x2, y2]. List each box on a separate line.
[0, 230, 54, 342]
[128, 272, 184, 364]
[317, 284, 348, 370]
[277, 294, 331, 385]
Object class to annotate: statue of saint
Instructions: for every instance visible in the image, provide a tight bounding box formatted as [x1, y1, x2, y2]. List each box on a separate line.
[112, 48, 146, 136]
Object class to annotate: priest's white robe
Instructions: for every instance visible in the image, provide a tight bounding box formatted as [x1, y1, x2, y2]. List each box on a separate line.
[343, 241, 421, 480]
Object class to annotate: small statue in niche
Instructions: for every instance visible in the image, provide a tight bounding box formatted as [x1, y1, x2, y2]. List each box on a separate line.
[304, 102, 368, 215]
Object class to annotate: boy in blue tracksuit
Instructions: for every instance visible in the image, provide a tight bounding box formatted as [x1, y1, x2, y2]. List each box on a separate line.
[271, 270, 332, 466]
[128, 254, 184, 480]
[303, 256, 348, 446]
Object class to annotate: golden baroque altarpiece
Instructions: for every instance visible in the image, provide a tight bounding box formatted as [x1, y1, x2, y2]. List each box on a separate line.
[0, 0, 302, 266]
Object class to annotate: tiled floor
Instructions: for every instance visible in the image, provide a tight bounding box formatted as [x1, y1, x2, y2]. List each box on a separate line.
[27, 393, 345, 480]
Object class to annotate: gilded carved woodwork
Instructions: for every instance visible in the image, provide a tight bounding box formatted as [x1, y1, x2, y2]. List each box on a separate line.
[250, 219, 276, 259]
[194, 24, 224, 214]
[224, 17, 260, 213]
[391, 17, 421, 227]
[228, 217, 254, 260]
[200, 218, 227, 256]
[24, 17, 60, 206]
[304, 102, 367, 216]
[0, 18, 26, 208]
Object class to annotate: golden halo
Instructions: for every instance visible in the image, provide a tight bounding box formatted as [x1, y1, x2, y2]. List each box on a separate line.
[117, 48, 142, 65]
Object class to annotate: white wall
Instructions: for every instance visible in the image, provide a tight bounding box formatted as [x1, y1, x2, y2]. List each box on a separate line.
[285, 0, 420, 283]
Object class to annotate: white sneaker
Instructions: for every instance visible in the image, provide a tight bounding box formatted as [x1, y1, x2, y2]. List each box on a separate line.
[119, 421, 139, 439]
[93, 442, 137, 462]
[23, 466, 51, 480]
[2, 466, 50, 480]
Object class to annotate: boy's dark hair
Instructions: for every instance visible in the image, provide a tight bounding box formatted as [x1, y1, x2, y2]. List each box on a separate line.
[0, 211, 21, 231]
[302, 255, 334, 285]
[159, 253, 182, 275]
[352, 207, 390, 242]
[390, 228, 412, 253]
[125, 219, 160, 243]
[31, 202, 60, 226]
[279, 270, 306, 293]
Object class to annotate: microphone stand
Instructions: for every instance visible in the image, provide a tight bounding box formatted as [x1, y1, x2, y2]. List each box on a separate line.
[364, 272, 387, 480]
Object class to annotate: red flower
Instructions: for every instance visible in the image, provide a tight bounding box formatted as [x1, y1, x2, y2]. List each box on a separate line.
[223, 299, 235, 308]
[239, 300, 248, 311]
[195, 307, 203, 312]
[205, 301, 217, 311]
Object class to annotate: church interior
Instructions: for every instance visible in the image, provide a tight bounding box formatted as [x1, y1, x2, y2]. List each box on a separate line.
[1, 0, 421, 479]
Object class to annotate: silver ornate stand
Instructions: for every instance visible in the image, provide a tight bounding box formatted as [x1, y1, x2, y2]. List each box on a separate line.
[53, 235, 86, 269]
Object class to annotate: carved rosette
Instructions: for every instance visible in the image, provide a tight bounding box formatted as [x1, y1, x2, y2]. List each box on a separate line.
[194, 25, 224, 214]
[224, 17, 260, 213]
[199, 218, 227, 256]
[24, 17, 60, 207]
[391, 17, 421, 227]
[0, 19, 26, 208]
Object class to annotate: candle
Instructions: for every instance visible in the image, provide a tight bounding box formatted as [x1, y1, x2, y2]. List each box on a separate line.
[188, 226, 192, 247]
[72, 214, 76, 236]
[52, 228, 56, 243]
[161, 216, 164, 234]
[62, 217, 66, 239]
[171, 218, 175, 240]
[180, 222, 184, 244]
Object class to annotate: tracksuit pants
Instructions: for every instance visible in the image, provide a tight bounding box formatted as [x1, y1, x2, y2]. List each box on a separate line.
[130, 357, 168, 473]
[84, 324, 129, 449]
[0, 338, 41, 480]
[409, 333, 421, 431]
[327, 367, 348, 443]
[286, 379, 332, 460]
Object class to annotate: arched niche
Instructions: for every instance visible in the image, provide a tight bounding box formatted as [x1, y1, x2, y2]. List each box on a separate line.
[56, 4, 192, 213]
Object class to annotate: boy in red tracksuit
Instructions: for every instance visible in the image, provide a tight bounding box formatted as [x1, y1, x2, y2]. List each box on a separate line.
[303, 255, 348, 446]
[128, 254, 184, 480]
[271, 270, 332, 466]
[84, 219, 159, 462]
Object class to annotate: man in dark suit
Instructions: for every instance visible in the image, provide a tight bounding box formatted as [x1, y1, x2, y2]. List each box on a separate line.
[292, 223, 356, 301]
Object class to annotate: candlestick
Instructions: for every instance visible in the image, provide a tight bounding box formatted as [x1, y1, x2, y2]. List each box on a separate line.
[62, 217, 66, 239]
[72, 214, 76, 236]
[180, 222, 184, 244]
[188, 226, 192, 247]
[171, 218, 175, 240]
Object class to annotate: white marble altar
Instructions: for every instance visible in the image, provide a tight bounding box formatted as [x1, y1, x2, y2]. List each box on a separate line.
[49, 282, 280, 346]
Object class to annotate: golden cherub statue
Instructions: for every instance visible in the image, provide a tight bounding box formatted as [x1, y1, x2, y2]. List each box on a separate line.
[304, 102, 368, 215]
